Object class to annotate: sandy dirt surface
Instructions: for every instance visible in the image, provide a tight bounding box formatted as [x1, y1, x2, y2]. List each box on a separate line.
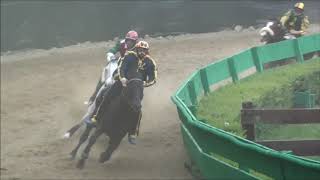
[1, 25, 319, 179]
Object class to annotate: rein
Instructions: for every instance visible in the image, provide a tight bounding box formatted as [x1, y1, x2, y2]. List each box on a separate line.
[126, 78, 143, 84]
[121, 78, 143, 97]
[120, 78, 143, 111]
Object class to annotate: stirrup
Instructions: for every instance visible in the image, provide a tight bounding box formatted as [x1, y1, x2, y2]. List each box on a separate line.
[128, 135, 137, 145]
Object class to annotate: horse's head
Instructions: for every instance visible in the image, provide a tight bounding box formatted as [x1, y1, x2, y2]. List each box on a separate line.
[259, 19, 286, 44]
[121, 73, 144, 113]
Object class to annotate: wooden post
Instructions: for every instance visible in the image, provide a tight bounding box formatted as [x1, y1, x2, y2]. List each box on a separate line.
[241, 102, 255, 141]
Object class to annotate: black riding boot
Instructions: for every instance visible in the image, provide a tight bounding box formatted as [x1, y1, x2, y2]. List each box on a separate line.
[128, 111, 142, 145]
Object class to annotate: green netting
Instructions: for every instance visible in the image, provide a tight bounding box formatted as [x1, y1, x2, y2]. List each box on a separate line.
[171, 34, 320, 179]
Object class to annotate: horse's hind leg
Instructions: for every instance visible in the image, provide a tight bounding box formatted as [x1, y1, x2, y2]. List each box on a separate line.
[99, 136, 122, 163]
[76, 128, 103, 169]
[70, 124, 93, 160]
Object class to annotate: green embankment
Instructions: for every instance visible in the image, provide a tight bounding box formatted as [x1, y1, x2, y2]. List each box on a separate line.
[197, 58, 320, 139]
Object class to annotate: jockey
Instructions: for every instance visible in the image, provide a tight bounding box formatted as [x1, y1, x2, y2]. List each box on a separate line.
[280, 2, 310, 38]
[118, 40, 157, 88]
[93, 40, 157, 144]
[88, 30, 139, 104]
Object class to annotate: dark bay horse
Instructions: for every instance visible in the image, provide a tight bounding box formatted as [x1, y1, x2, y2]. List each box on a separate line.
[73, 69, 144, 169]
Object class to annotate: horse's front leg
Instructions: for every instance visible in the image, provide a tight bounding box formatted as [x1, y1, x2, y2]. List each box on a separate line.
[76, 128, 103, 169]
[99, 135, 123, 163]
[70, 124, 93, 160]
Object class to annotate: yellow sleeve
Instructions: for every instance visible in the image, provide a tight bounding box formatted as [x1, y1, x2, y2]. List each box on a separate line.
[280, 11, 291, 27]
[301, 16, 310, 32]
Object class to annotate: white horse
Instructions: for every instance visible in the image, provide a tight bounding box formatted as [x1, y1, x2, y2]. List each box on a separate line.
[63, 54, 119, 139]
[259, 20, 295, 44]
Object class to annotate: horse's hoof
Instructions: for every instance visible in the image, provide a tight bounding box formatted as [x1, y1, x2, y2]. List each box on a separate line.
[63, 132, 70, 139]
[76, 159, 85, 169]
[99, 152, 111, 163]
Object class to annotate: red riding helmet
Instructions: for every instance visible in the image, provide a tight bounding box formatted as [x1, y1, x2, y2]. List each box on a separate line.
[125, 30, 139, 41]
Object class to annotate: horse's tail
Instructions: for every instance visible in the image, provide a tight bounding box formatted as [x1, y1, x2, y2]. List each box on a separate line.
[63, 121, 84, 139]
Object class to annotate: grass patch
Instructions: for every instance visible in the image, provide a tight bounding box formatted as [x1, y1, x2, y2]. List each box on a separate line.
[197, 58, 320, 137]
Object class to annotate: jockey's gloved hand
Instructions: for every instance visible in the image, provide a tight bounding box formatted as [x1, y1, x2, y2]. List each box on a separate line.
[120, 78, 128, 87]
[106, 52, 115, 63]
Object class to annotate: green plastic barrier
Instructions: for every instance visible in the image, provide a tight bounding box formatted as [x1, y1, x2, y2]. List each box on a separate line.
[294, 91, 316, 108]
[171, 34, 320, 179]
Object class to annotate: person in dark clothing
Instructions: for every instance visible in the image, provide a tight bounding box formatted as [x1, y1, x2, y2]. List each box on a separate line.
[92, 40, 157, 144]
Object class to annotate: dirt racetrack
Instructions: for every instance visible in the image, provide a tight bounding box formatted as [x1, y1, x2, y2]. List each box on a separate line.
[1, 25, 319, 179]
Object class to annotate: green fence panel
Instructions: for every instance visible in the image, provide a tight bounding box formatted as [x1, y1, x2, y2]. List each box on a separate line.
[256, 40, 296, 64]
[172, 34, 320, 179]
[206, 58, 231, 85]
[187, 80, 198, 106]
[227, 58, 239, 82]
[177, 87, 193, 107]
[181, 124, 258, 180]
[200, 68, 210, 95]
[251, 47, 263, 72]
[189, 124, 284, 179]
[175, 96, 320, 171]
[176, 107, 188, 125]
[294, 39, 304, 63]
[299, 33, 320, 54]
[192, 71, 205, 99]
[232, 49, 255, 73]
[294, 91, 316, 108]
[282, 159, 320, 180]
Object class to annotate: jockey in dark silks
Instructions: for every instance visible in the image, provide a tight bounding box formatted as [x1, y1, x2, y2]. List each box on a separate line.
[80, 31, 139, 126]
[92, 40, 157, 144]
[88, 31, 139, 104]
